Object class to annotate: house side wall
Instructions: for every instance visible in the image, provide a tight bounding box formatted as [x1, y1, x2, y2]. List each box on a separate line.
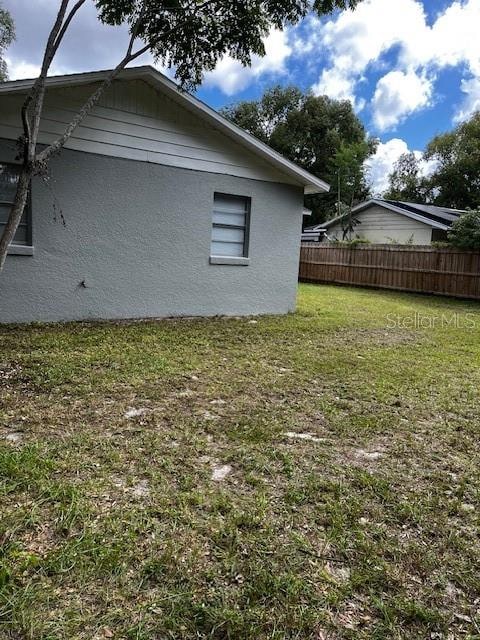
[327, 205, 433, 244]
[0, 80, 299, 186]
[0, 140, 304, 323]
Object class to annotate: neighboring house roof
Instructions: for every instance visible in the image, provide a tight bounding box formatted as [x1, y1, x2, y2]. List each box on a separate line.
[306, 199, 465, 232]
[0, 66, 329, 196]
[381, 200, 464, 226]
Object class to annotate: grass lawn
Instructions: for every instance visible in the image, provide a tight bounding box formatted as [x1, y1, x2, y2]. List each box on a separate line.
[1, 283, 480, 639]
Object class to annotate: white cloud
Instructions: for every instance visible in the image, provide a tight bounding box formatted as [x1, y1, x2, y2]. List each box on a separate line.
[308, 0, 427, 122]
[4, 58, 41, 80]
[455, 76, 480, 123]
[306, 0, 480, 129]
[320, 0, 426, 76]
[372, 70, 434, 131]
[365, 138, 436, 195]
[4, 57, 70, 80]
[403, 0, 480, 74]
[204, 30, 291, 95]
[366, 139, 411, 195]
[312, 68, 366, 110]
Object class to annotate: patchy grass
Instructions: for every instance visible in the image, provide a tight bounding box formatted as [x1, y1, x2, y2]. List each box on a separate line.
[1, 283, 480, 639]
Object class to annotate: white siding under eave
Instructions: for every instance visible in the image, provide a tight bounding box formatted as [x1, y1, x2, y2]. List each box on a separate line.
[328, 205, 434, 244]
[0, 79, 299, 186]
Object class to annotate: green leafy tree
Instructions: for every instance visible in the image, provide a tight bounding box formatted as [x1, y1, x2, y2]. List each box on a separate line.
[448, 210, 480, 250]
[425, 112, 480, 210]
[382, 111, 480, 209]
[0, 3, 15, 81]
[222, 88, 375, 223]
[0, 0, 363, 274]
[221, 85, 302, 144]
[383, 152, 431, 203]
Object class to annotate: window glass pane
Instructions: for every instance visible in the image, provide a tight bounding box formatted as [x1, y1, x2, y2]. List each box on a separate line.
[211, 240, 244, 257]
[212, 210, 246, 227]
[0, 204, 11, 224]
[0, 164, 19, 203]
[0, 222, 27, 245]
[213, 194, 247, 214]
[13, 224, 27, 244]
[0, 203, 27, 225]
[212, 226, 245, 244]
[0, 204, 27, 224]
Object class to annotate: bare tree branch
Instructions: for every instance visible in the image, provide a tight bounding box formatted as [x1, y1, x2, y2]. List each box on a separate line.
[36, 24, 144, 163]
[20, 99, 31, 157]
[50, 0, 88, 62]
[20, 0, 72, 163]
[28, 0, 77, 163]
[20, 0, 87, 163]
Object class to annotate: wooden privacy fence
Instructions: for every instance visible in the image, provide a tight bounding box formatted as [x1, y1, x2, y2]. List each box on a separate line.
[299, 243, 480, 300]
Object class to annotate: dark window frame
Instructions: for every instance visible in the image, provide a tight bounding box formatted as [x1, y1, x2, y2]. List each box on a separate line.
[0, 162, 32, 247]
[211, 192, 251, 259]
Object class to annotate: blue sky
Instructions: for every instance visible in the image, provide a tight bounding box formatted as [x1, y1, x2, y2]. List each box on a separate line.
[4, 0, 480, 193]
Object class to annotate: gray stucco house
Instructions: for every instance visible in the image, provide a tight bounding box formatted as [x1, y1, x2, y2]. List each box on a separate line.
[0, 66, 328, 324]
[305, 199, 463, 245]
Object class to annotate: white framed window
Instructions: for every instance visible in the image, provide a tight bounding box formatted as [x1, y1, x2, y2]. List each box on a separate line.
[210, 193, 250, 259]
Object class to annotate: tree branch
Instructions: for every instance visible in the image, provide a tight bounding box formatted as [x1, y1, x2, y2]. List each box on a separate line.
[50, 0, 87, 62]
[36, 38, 141, 164]
[36, 21, 178, 164]
[20, 1, 87, 164]
[28, 1, 81, 162]
[21, 0, 72, 163]
[20, 101, 31, 158]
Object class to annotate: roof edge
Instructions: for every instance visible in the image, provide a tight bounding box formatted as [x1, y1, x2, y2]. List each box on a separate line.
[0, 66, 330, 195]
[321, 199, 449, 231]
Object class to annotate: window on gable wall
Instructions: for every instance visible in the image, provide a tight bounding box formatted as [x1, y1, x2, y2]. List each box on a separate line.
[0, 163, 32, 246]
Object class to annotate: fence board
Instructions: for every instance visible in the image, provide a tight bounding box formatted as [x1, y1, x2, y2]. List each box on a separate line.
[299, 243, 480, 300]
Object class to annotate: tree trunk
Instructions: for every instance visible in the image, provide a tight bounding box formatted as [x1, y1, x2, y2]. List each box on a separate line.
[0, 168, 32, 273]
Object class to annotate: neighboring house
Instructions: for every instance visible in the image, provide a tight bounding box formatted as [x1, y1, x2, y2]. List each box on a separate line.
[0, 66, 328, 324]
[305, 199, 464, 245]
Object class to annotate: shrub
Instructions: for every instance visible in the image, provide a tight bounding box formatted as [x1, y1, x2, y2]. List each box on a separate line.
[386, 234, 415, 245]
[348, 237, 371, 247]
[329, 237, 371, 248]
[448, 210, 480, 249]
